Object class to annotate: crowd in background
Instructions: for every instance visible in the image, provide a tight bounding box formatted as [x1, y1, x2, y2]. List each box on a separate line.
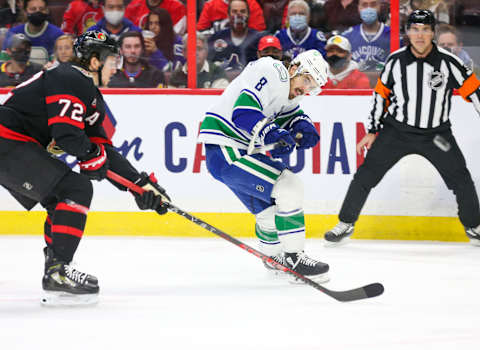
[0, 0, 477, 89]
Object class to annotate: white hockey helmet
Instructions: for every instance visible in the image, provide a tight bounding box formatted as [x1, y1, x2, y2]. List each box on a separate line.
[290, 49, 329, 95]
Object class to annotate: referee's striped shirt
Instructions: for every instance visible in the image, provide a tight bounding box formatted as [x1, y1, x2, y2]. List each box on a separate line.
[368, 44, 480, 133]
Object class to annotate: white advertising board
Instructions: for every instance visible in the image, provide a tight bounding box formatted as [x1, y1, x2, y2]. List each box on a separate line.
[1, 93, 479, 217]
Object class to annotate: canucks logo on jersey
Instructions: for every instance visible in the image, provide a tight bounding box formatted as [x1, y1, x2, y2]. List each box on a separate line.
[342, 23, 390, 71]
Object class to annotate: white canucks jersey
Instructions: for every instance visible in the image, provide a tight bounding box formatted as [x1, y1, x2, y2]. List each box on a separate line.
[198, 57, 304, 150]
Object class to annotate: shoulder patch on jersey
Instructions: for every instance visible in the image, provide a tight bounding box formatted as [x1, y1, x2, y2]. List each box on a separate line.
[316, 31, 326, 41]
[213, 39, 228, 52]
[273, 62, 288, 82]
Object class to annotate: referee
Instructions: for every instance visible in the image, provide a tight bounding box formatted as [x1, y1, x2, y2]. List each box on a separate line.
[324, 9, 480, 246]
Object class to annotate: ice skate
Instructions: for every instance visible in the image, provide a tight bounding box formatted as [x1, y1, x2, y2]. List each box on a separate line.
[41, 248, 99, 306]
[285, 252, 329, 283]
[466, 226, 480, 246]
[324, 222, 354, 246]
[263, 253, 289, 276]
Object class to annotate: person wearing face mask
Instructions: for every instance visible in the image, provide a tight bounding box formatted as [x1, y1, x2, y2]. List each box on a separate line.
[207, 0, 262, 71]
[275, 0, 326, 61]
[0, 33, 42, 87]
[197, 0, 266, 33]
[435, 24, 474, 72]
[322, 34, 370, 89]
[87, 0, 141, 42]
[342, 0, 390, 72]
[2, 0, 63, 65]
[125, 0, 186, 35]
[61, 0, 104, 36]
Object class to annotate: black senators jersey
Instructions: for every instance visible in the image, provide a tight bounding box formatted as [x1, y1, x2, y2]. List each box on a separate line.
[0, 62, 111, 159]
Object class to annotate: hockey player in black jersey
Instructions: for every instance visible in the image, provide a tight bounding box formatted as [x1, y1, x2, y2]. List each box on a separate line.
[0, 30, 171, 305]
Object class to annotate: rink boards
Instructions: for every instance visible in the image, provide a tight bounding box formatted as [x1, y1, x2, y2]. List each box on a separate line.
[0, 93, 478, 241]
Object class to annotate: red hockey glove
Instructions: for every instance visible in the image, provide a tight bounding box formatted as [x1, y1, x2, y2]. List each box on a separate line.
[78, 143, 109, 181]
[132, 172, 171, 215]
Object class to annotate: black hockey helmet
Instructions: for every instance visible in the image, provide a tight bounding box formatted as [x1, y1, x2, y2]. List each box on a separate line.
[73, 30, 119, 69]
[407, 9, 436, 31]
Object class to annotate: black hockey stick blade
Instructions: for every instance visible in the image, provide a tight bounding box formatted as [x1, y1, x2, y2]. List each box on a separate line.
[106, 170, 385, 302]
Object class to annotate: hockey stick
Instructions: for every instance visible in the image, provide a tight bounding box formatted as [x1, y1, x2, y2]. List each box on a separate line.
[106, 170, 384, 302]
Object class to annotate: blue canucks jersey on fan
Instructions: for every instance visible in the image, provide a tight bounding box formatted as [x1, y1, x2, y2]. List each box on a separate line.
[342, 23, 390, 71]
[275, 28, 326, 59]
[207, 28, 262, 69]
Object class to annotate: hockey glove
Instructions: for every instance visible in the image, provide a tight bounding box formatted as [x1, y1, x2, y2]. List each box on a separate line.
[78, 143, 109, 181]
[261, 123, 296, 158]
[133, 172, 171, 215]
[290, 116, 319, 150]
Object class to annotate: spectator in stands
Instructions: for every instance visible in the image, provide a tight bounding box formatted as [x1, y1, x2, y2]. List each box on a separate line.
[275, 0, 326, 61]
[342, 0, 390, 72]
[322, 34, 370, 89]
[2, 0, 63, 65]
[143, 7, 184, 71]
[87, 0, 141, 42]
[323, 0, 362, 33]
[0, 33, 42, 87]
[207, 0, 262, 71]
[0, 0, 27, 28]
[108, 31, 165, 87]
[436, 24, 474, 71]
[61, 0, 103, 36]
[125, 0, 186, 35]
[400, 0, 451, 31]
[169, 33, 229, 88]
[44, 34, 74, 69]
[53, 33, 74, 62]
[197, 0, 266, 33]
[257, 35, 282, 60]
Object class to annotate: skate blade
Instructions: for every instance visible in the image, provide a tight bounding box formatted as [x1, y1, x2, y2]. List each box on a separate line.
[324, 237, 351, 248]
[288, 272, 330, 284]
[41, 291, 99, 307]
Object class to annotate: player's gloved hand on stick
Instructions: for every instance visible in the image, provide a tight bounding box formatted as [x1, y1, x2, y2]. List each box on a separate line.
[133, 172, 171, 215]
[261, 124, 296, 158]
[290, 116, 319, 150]
[259, 123, 296, 158]
[78, 143, 109, 181]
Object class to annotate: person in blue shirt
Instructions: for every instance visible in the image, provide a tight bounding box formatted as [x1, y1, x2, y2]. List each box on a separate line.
[275, 0, 326, 61]
[2, 0, 64, 65]
[342, 0, 390, 72]
[87, 0, 141, 42]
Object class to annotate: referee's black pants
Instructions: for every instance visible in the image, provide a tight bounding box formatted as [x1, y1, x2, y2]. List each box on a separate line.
[339, 121, 480, 229]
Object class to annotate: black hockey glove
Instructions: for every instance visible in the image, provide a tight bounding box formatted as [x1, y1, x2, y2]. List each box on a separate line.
[132, 172, 171, 215]
[78, 143, 109, 181]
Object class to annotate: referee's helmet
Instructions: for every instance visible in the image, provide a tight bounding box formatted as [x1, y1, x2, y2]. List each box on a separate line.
[407, 10, 436, 31]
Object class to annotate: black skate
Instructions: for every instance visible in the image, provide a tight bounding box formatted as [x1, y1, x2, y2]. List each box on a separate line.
[324, 222, 354, 246]
[41, 248, 99, 306]
[466, 226, 480, 246]
[285, 252, 329, 283]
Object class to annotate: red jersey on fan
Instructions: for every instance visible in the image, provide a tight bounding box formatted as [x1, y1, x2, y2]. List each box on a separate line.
[323, 68, 371, 89]
[61, 0, 104, 36]
[125, 0, 187, 34]
[197, 0, 266, 31]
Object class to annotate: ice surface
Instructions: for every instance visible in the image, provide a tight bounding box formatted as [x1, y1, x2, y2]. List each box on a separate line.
[0, 236, 479, 350]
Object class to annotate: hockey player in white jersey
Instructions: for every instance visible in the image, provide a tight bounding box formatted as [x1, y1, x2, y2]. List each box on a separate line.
[198, 50, 329, 281]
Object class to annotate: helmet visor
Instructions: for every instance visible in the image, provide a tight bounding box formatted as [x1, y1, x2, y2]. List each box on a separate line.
[301, 73, 322, 96]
